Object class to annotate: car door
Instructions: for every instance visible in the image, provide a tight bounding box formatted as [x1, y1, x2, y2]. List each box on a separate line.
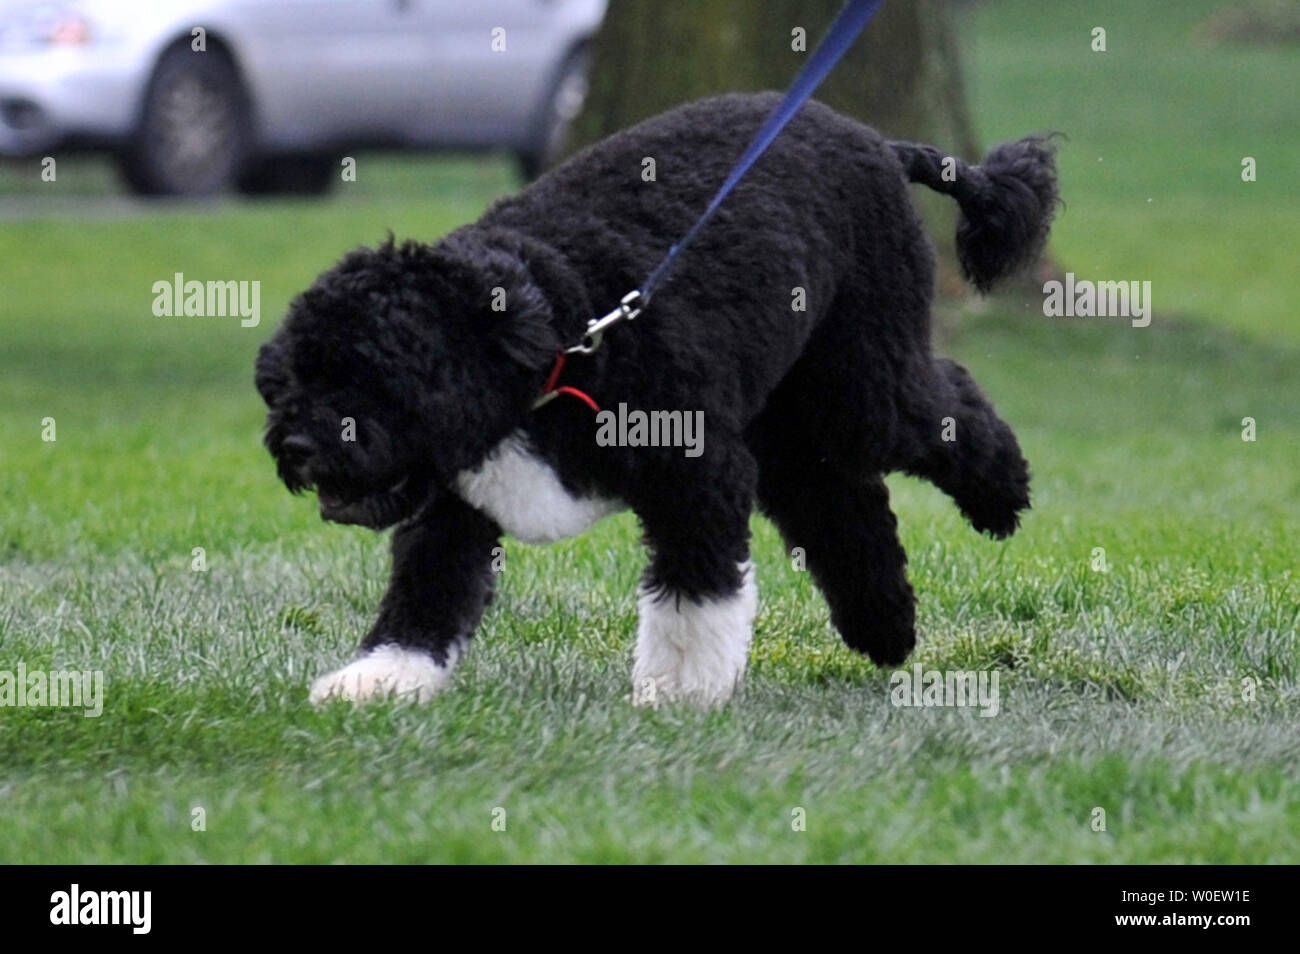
[225, 0, 433, 148]
[400, 0, 565, 147]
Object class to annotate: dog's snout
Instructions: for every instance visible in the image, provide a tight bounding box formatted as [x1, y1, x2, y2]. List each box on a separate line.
[281, 433, 316, 461]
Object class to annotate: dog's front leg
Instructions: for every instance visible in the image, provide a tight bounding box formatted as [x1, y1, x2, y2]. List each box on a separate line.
[630, 442, 759, 708]
[309, 494, 501, 705]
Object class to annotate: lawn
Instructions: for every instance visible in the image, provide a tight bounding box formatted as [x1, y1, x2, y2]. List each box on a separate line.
[0, 0, 1296, 863]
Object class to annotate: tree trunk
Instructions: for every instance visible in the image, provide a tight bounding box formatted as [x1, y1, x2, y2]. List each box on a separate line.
[565, 0, 983, 301]
[570, 0, 976, 160]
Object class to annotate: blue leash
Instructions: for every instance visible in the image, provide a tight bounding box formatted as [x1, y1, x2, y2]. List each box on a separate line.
[561, 0, 886, 359]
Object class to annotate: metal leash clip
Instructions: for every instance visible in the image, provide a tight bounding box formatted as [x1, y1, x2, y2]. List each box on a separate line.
[565, 289, 644, 355]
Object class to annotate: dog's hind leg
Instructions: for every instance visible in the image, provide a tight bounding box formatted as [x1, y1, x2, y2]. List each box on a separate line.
[628, 439, 759, 707]
[755, 449, 916, 667]
[899, 357, 1030, 539]
[309, 494, 501, 704]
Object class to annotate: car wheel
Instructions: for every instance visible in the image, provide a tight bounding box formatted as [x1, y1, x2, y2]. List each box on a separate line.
[517, 45, 590, 181]
[236, 154, 336, 196]
[118, 43, 250, 196]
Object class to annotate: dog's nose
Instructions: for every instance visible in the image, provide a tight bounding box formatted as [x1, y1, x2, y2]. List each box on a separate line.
[281, 433, 316, 462]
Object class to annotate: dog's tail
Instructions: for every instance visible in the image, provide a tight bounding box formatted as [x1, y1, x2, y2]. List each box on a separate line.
[889, 137, 1058, 292]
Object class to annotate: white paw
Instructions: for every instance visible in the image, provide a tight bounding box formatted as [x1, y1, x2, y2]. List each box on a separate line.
[632, 563, 757, 708]
[309, 644, 456, 705]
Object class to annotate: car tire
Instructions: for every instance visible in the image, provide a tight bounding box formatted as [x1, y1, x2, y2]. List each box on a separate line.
[516, 44, 590, 181]
[118, 42, 251, 197]
[236, 154, 336, 197]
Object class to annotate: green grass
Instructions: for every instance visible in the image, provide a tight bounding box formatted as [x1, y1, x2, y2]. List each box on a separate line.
[0, 1, 1298, 863]
[969, 0, 1300, 342]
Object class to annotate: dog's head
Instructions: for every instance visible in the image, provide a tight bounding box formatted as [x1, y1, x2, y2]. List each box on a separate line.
[255, 231, 562, 529]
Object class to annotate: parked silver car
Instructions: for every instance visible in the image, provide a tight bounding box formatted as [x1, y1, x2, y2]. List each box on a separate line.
[0, 0, 606, 194]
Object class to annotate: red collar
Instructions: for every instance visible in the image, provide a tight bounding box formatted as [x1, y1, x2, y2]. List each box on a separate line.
[534, 351, 600, 412]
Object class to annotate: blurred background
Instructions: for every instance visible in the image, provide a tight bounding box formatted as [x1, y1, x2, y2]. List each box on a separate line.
[2, 0, 1296, 336]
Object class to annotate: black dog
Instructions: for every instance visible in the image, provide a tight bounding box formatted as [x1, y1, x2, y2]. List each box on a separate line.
[255, 93, 1057, 706]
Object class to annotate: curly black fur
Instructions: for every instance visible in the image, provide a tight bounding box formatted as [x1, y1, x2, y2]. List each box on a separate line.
[890, 136, 1060, 292]
[256, 92, 1056, 673]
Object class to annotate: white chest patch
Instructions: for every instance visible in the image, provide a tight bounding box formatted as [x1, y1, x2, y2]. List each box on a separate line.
[454, 433, 623, 545]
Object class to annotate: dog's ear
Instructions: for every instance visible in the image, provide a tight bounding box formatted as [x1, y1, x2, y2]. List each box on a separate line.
[496, 303, 560, 371]
[425, 228, 566, 373]
[446, 232, 562, 373]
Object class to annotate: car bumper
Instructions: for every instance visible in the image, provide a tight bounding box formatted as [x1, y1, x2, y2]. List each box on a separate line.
[0, 46, 142, 155]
